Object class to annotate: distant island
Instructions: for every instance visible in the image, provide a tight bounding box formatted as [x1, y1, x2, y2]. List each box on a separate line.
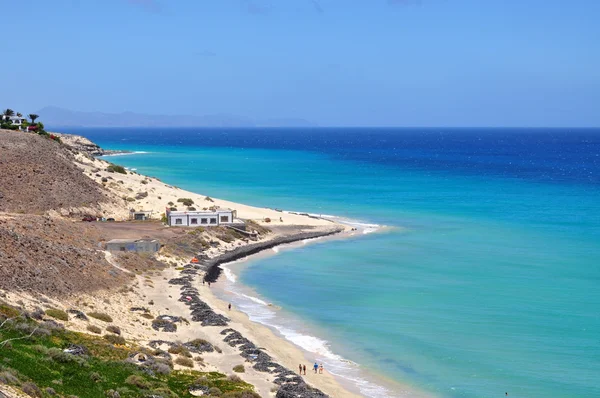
[37, 106, 317, 128]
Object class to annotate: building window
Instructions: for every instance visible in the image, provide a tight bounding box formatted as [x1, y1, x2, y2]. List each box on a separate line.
[191, 218, 198, 225]
[175, 219, 183, 225]
[210, 218, 217, 224]
[201, 218, 208, 224]
[220, 216, 229, 223]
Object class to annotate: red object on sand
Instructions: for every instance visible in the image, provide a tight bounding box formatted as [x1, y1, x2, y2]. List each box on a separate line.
[191, 257, 199, 263]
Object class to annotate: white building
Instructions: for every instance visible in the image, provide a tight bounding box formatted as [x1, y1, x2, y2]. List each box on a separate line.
[1, 115, 27, 130]
[166, 208, 237, 227]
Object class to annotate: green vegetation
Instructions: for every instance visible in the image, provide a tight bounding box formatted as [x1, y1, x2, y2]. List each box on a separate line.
[106, 164, 127, 174]
[87, 312, 113, 323]
[103, 334, 126, 345]
[105, 325, 121, 335]
[177, 198, 194, 207]
[233, 365, 245, 373]
[174, 357, 194, 368]
[0, 302, 256, 397]
[86, 325, 102, 334]
[45, 309, 69, 321]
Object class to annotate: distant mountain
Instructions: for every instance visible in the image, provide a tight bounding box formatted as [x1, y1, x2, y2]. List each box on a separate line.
[37, 106, 317, 128]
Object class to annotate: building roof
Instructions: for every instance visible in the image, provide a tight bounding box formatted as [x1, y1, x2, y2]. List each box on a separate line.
[107, 238, 158, 244]
[168, 209, 233, 216]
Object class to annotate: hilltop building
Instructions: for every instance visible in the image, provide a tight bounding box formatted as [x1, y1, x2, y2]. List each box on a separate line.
[1, 115, 27, 130]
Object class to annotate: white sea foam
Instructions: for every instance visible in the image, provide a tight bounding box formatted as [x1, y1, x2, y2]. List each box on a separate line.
[272, 246, 280, 253]
[220, 265, 237, 283]
[102, 151, 150, 157]
[239, 293, 270, 306]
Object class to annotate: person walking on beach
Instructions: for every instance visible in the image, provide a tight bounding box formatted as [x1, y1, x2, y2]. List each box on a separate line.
[228, 303, 232, 311]
[313, 362, 319, 374]
[319, 363, 324, 374]
[303, 364, 306, 375]
[299, 364, 302, 374]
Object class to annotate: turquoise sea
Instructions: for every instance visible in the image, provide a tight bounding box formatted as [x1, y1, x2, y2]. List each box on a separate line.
[67, 127, 600, 397]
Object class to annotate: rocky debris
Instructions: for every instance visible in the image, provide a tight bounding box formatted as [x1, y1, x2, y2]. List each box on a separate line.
[149, 340, 175, 349]
[168, 269, 230, 327]
[152, 318, 177, 333]
[183, 339, 215, 354]
[63, 344, 88, 356]
[156, 314, 182, 323]
[276, 383, 329, 398]
[221, 329, 329, 396]
[129, 307, 150, 313]
[67, 309, 88, 321]
[188, 385, 210, 396]
[0, 129, 113, 214]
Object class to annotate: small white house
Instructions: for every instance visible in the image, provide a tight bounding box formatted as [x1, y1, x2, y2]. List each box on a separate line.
[166, 208, 237, 227]
[1, 115, 27, 130]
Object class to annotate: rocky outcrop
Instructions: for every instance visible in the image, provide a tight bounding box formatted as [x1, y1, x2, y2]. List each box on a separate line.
[53, 132, 130, 156]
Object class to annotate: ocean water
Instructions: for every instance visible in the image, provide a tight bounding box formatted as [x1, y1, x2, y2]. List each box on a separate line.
[63, 127, 600, 397]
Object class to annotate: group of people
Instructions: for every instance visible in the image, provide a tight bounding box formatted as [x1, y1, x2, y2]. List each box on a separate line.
[298, 362, 324, 375]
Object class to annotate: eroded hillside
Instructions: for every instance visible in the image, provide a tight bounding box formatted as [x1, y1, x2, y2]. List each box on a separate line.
[0, 129, 115, 215]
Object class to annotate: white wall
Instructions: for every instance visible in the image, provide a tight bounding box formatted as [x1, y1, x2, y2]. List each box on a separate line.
[169, 211, 233, 227]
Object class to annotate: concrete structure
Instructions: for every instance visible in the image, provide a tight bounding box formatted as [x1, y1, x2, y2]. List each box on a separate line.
[166, 208, 237, 227]
[130, 210, 153, 221]
[106, 238, 160, 253]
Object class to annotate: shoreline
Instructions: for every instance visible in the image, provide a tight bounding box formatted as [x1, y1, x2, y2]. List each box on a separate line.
[209, 228, 429, 398]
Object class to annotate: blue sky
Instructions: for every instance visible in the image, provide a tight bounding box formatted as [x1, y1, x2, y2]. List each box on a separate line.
[2, 0, 599, 126]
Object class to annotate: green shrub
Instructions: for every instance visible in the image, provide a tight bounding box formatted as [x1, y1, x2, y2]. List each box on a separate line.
[221, 391, 260, 398]
[125, 375, 150, 389]
[87, 312, 113, 322]
[103, 334, 126, 345]
[174, 357, 194, 368]
[205, 196, 214, 202]
[45, 309, 68, 321]
[227, 374, 243, 383]
[126, 197, 136, 202]
[105, 325, 121, 335]
[177, 198, 194, 206]
[167, 345, 184, 355]
[233, 364, 245, 373]
[106, 164, 127, 174]
[21, 382, 43, 398]
[89, 371, 103, 382]
[86, 325, 101, 334]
